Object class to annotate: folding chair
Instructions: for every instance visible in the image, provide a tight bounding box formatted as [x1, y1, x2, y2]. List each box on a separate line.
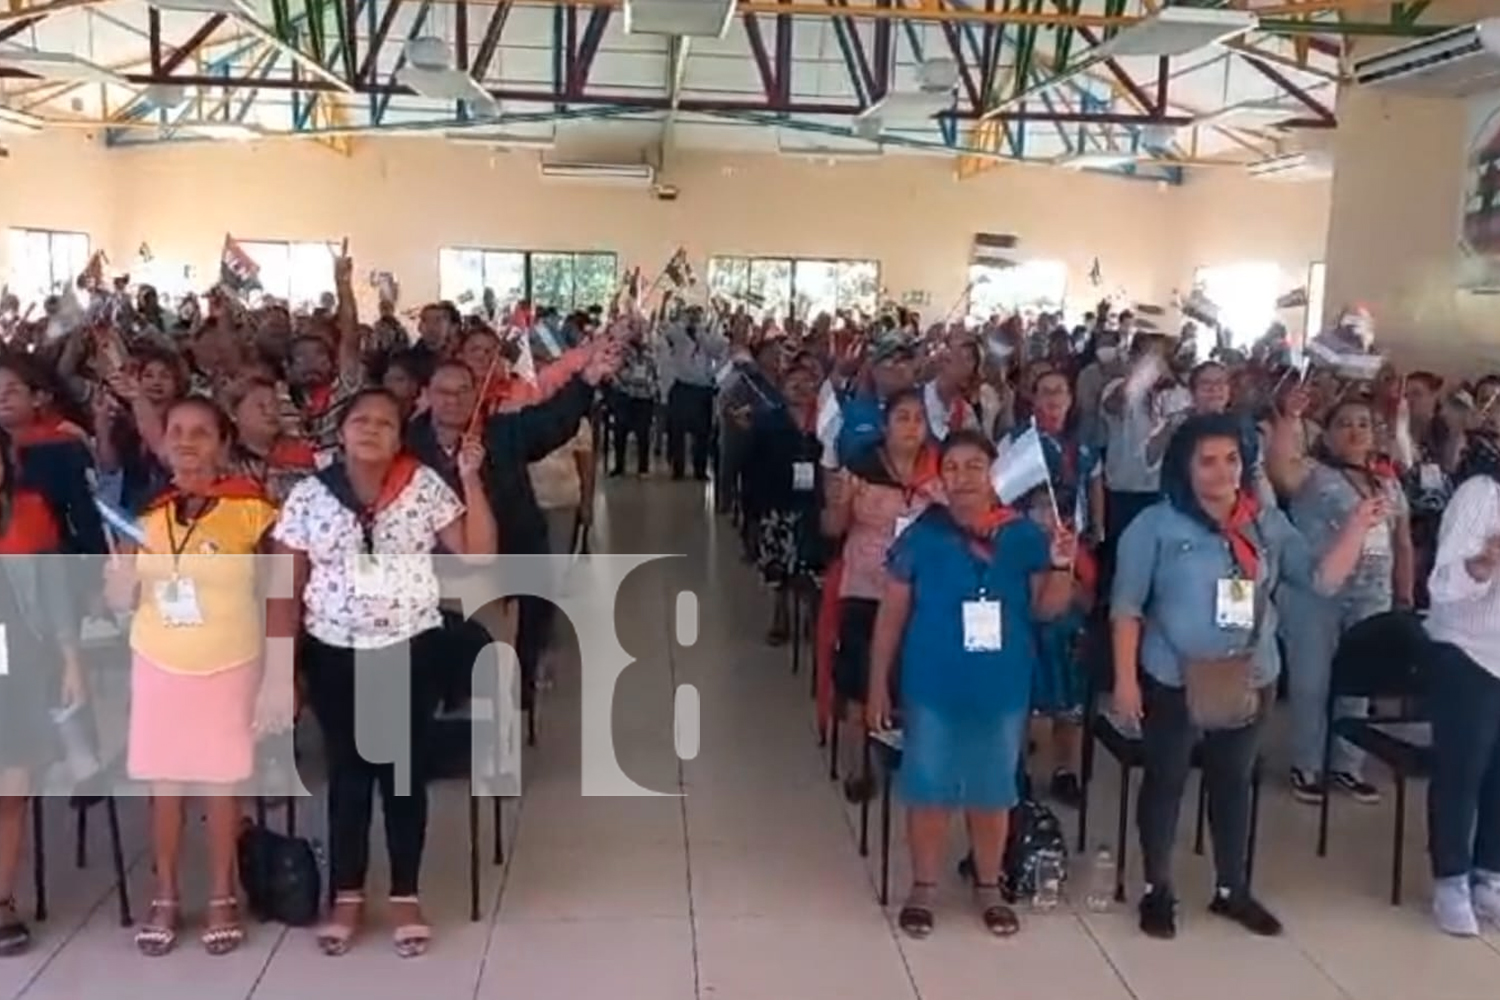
[858, 730, 904, 906]
[33, 796, 132, 927]
[1314, 610, 1431, 906]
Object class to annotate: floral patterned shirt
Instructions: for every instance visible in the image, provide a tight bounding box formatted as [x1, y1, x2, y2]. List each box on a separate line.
[272, 465, 464, 649]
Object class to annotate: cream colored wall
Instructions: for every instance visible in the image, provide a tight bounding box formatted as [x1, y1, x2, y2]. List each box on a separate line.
[1, 130, 1329, 325]
[1321, 0, 1500, 372]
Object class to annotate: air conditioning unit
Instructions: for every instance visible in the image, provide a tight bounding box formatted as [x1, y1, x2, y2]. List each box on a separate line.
[539, 162, 656, 186]
[1247, 150, 1333, 181]
[1353, 19, 1500, 97]
[624, 0, 734, 38]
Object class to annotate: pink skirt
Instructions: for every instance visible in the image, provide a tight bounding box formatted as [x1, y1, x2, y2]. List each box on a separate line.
[128, 653, 259, 785]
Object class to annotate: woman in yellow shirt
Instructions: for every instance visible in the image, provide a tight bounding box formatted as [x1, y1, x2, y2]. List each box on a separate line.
[105, 397, 278, 958]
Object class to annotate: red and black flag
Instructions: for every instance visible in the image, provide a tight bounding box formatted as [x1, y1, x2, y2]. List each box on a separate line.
[219, 234, 261, 296]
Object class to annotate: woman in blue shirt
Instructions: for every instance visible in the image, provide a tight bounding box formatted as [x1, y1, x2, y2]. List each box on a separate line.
[865, 430, 1076, 939]
[1112, 414, 1377, 941]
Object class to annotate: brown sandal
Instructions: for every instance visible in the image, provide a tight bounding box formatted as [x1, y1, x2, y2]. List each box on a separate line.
[316, 893, 363, 957]
[201, 896, 245, 956]
[975, 883, 1020, 937]
[389, 896, 431, 959]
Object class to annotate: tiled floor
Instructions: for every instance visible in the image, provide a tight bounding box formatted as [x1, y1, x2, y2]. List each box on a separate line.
[8, 477, 1500, 999]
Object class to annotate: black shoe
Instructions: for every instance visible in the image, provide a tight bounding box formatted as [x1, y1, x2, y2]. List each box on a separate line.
[1330, 771, 1381, 805]
[608, 467, 624, 478]
[1209, 890, 1283, 936]
[1050, 770, 1084, 810]
[1289, 768, 1324, 805]
[1138, 888, 1177, 940]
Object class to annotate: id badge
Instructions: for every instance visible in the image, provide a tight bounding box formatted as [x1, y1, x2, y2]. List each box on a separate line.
[1419, 463, 1444, 492]
[154, 577, 204, 627]
[894, 514, 915, 539]
[1363, 522, 1392, 557]
[352, 555, 386, 597]
[961, 599, 1003, 652]
[792, 461, 815, 492]
[1215, 578, 1255, 630]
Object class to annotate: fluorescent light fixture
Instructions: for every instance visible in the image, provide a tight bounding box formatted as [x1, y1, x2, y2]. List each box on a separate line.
[624, 0, 734, 38]
[1194, 99, 1298, 128]
[1053, 151, 1140, 170]
[1097, 6, 1256, 58]
[146, 0, 257, 13]
[539, 161, 655, 185]
[177, 120, 263, 141]
[395, 66, 500, 117]
[0, 106, 44, 132]
[446, 129, 556, 150]
[1247, 150, 1332, 180]
[0, 48, 130, 87]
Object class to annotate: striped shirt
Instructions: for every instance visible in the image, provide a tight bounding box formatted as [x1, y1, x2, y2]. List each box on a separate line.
[1427, 475, 1500, 680]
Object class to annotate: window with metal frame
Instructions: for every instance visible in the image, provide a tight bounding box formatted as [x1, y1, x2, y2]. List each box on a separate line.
[438, 249, 618, 314]
[4, 228, 91, 307]
[965, 260, 1068, 323]
[239, 240, 340, 311]
[706, 255, 879, 319]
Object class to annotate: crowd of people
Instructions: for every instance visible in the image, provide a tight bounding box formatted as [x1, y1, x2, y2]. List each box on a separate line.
[715, 301, 1500, 942]
[0, 252, 1497, 960]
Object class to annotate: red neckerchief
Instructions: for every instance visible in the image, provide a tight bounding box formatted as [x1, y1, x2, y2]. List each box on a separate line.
[1220, 492, 1262, 580]
[366, 454, 421, 519]
[947, 394, 970, 434]
[0, 490, 59, 554]
[791, 402, 817, 434]
[301, 382, 334, 417]
[143, 474, 269, 514]
[951, 503, 1021, 560]
[13, 416, 85, 449]
[269, 437, 318, 470]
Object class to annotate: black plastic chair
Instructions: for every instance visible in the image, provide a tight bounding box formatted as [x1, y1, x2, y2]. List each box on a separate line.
[1075, 618, 1263, 902]
[858, 730, 903, 906]
[33, 796, 132, 927]
[1314, 610, 1431, 905]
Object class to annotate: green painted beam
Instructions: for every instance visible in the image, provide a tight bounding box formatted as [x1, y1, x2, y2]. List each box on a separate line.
[1392, 2, 1431, 29]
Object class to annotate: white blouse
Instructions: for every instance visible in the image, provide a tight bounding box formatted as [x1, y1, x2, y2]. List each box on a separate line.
[272, 465, 465, 649]
[1427, 475, 1500, 680]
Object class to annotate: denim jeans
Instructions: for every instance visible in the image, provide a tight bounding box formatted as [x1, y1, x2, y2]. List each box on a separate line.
[1282, 592, 1387, 779]
[1428, 642, 1500, 880]
[1137, 678, 1268, 894]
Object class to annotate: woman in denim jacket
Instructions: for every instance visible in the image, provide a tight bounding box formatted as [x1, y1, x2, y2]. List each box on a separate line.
[1112, 414, 1376, 940]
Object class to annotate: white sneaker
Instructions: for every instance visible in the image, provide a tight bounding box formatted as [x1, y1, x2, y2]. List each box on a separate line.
[1472, 872, 1500, 927]
[1434, 876, 1480, 937]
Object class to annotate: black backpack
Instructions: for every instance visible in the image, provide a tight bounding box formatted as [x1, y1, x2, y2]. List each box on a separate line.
[1003, 799, 1070, 903]
[237, 807, 321, 927]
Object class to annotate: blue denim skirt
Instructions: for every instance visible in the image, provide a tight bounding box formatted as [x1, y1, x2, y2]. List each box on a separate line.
[897, 705, 1027, 811]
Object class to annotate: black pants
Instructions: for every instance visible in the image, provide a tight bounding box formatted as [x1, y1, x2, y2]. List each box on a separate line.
[301, 630, 443, 897]
[666, 383, 714, 479]
[1428, 642, 1500, 879]
[611, 395, 654, 475]
[1137, 678, 1266, 895]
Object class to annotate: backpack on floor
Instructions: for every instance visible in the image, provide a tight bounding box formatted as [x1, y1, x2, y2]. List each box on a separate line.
[1003, 799, 1069, 904]
[237, 809, 321, 927]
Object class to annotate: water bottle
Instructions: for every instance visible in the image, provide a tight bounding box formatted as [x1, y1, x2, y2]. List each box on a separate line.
[1085, 845, 1116, 913]
[1031, 850, 1064, 912]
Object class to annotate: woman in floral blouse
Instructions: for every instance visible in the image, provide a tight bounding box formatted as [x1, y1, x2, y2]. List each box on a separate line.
[269, 388, 496, 958]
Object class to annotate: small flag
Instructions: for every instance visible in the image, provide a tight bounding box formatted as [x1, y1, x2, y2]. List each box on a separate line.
[663, 248, 689, 289]
[45, 286, 85, 342]
[371, 271, 399, 307]
[532, 321, 563, 360]
[1307, 338, 1384, 381]
[1088, 258, 1102, 287]
[816, 379, 842, 466]
[219, 234, 261, 296]
[80, 251, 107, 292]
[1275, 287, 1308, 309]
[1179, 287, 1220, 326]
[513, 328, 536, 385]
[138, 243, 153, 263]
[1392, 397, 1415, 469]
[991, 424, 1051, 506]
[1123, 353, 1166, 410]
[93, 496, 149, 548]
